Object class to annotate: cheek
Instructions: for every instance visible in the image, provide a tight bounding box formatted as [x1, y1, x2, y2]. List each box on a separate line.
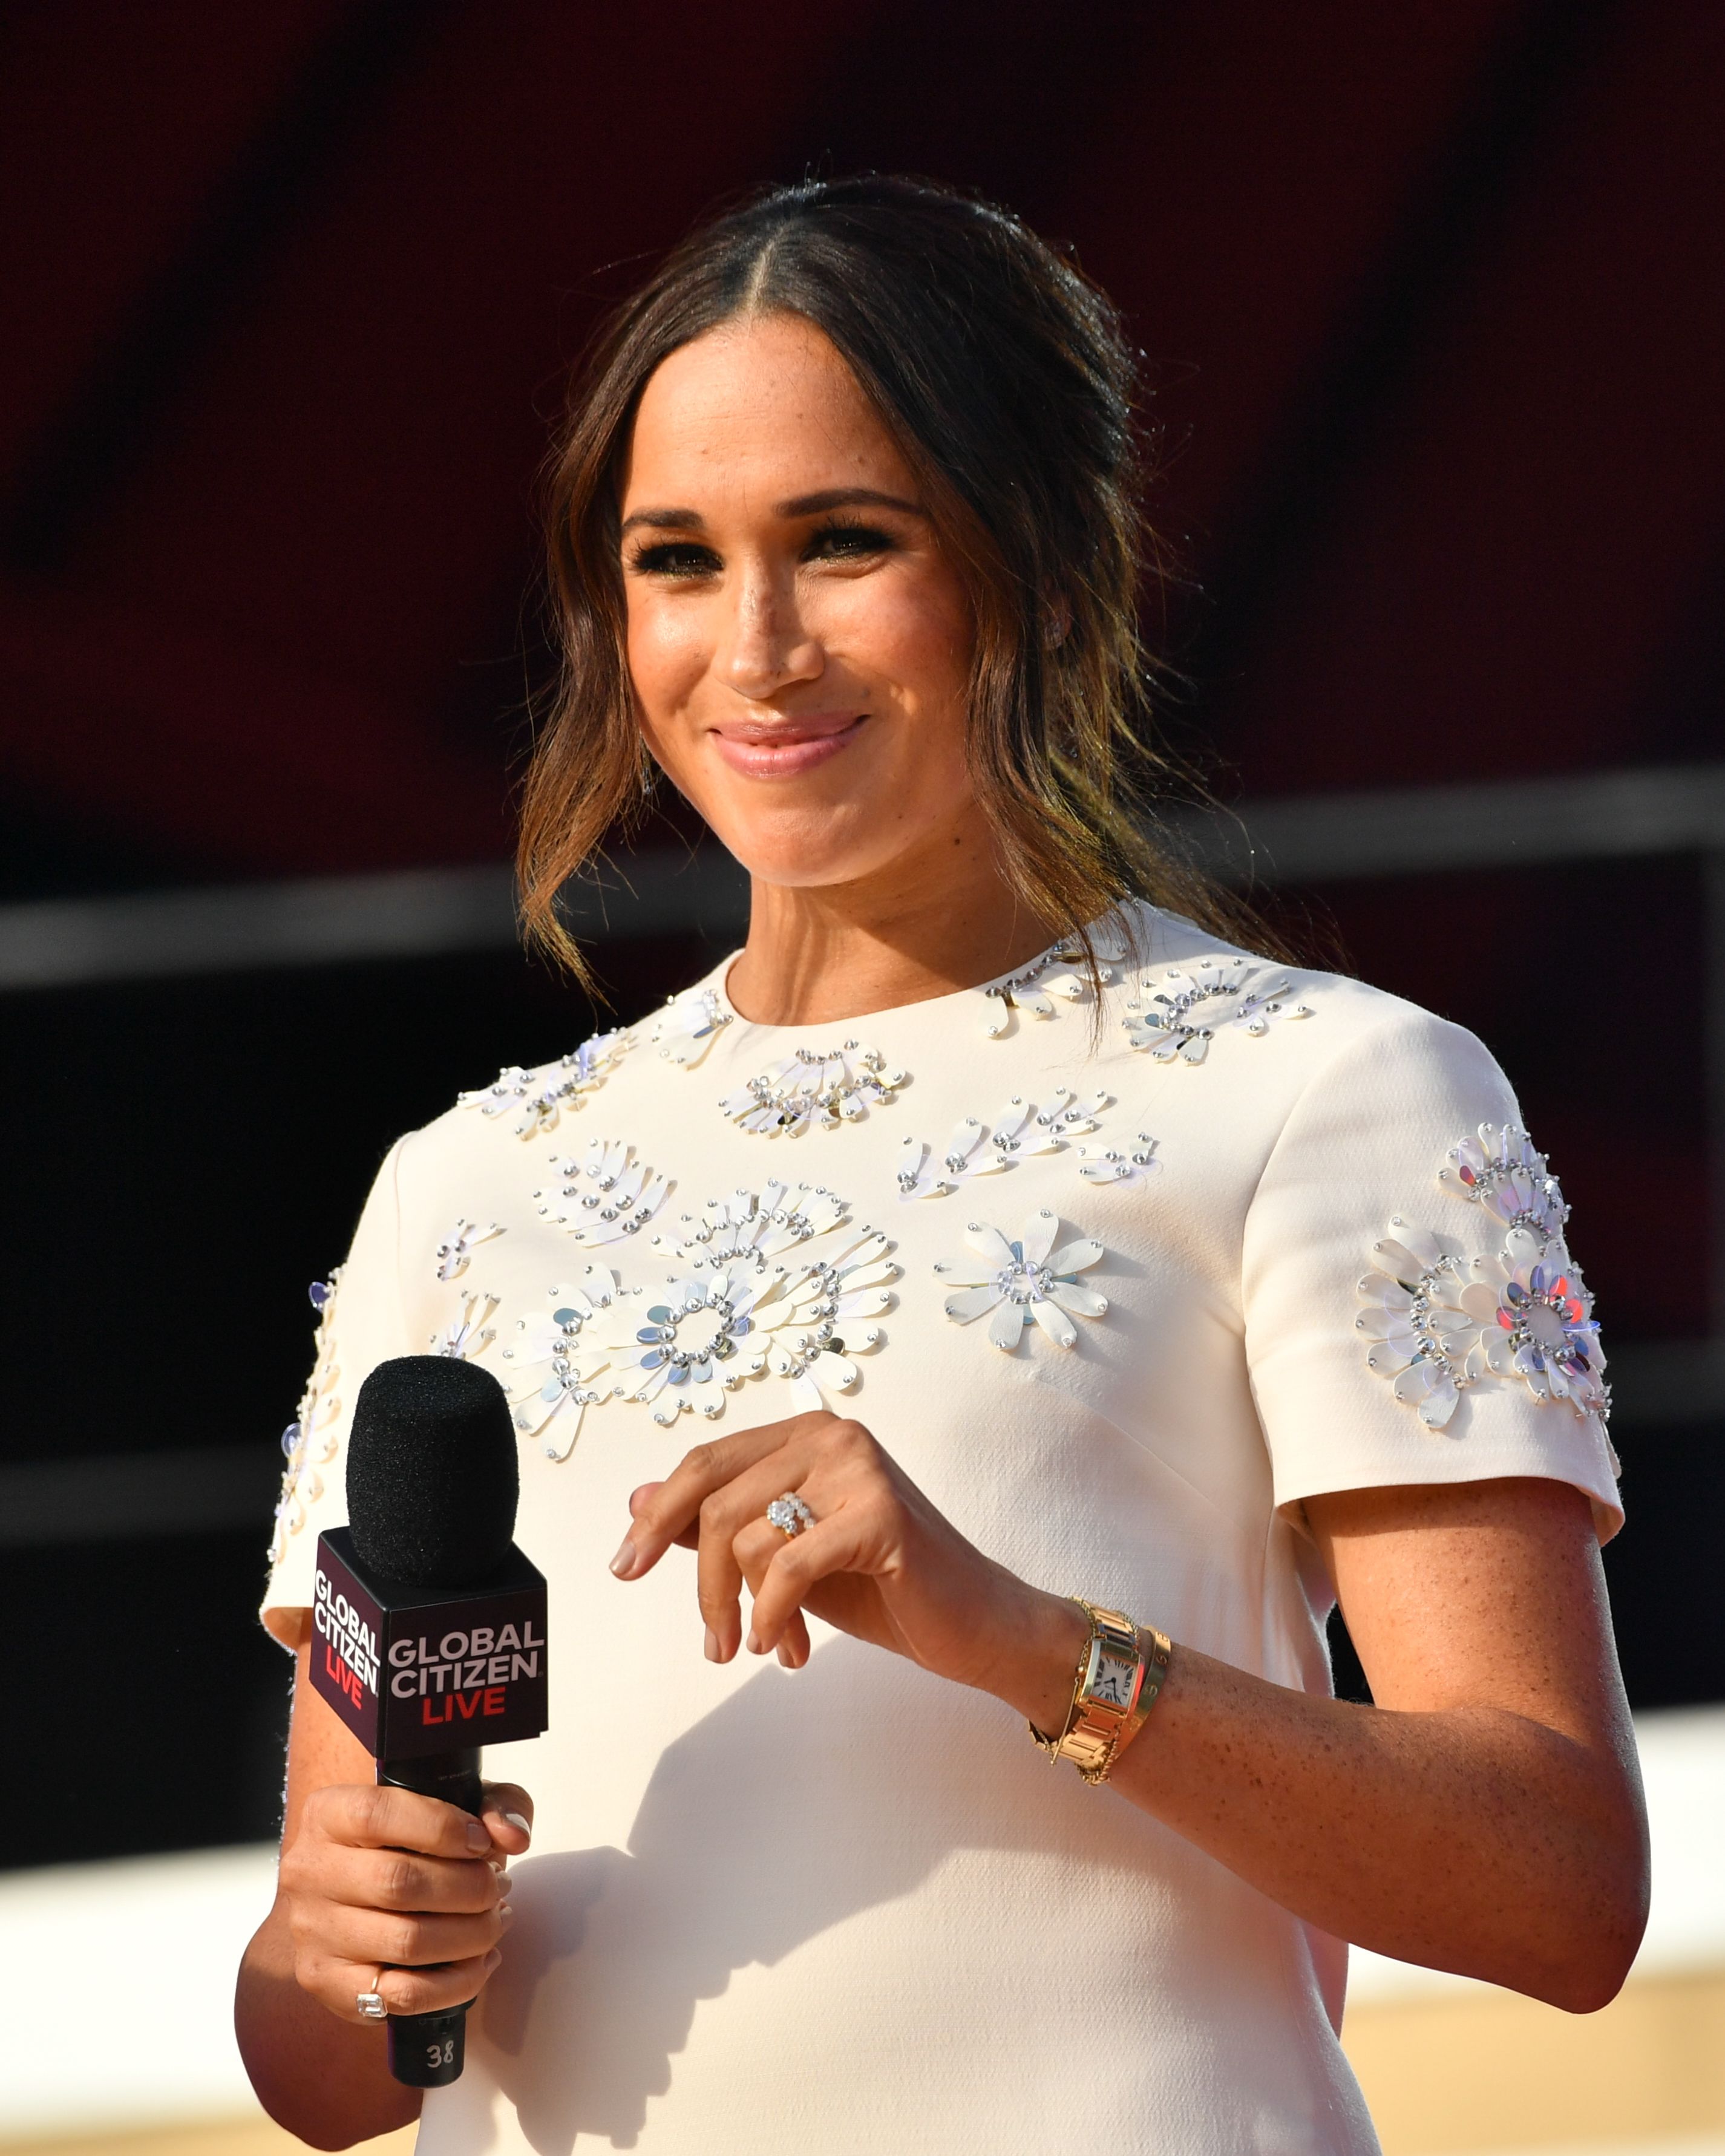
[839, 570, 972, 728]
[626, 598, 709, 727]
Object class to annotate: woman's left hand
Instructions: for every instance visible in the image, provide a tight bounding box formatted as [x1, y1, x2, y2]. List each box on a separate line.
[609, 1411, 1080, 1719]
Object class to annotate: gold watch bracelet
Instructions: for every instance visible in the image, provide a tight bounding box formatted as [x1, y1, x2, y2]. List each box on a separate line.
[1029, 1598, 1173, 1785]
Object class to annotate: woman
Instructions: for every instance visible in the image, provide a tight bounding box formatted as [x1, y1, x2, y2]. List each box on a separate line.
[237, 177, 1645, 2155]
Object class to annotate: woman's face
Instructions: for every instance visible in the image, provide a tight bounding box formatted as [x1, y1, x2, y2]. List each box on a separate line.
[618, 313, 978, 890]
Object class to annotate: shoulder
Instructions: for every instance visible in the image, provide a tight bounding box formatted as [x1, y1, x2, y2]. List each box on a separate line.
[1113, 902, 1502, 1085]
[384, 953, 738, 1205]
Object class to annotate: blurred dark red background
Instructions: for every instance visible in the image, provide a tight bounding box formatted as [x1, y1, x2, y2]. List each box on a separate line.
[5, 1, 1721, 1861]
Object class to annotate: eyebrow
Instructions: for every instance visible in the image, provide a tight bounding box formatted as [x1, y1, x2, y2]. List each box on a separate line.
[618, 486, 927, 539]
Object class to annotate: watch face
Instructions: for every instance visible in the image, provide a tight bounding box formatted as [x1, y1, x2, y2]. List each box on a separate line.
[1088, 1652, 1136, 1709]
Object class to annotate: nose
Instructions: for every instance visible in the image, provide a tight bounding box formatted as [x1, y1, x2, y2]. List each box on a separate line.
[719, 564, 823, 701]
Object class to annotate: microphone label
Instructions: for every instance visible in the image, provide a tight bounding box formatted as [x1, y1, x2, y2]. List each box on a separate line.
[310, 1528, 549, 1759]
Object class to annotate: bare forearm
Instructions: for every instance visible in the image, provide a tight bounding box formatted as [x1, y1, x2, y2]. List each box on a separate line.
[1119, 1644, 1642, 2005]
[236, 1904, 419, 2150]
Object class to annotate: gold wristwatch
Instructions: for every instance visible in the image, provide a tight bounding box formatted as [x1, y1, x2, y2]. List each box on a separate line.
[1030, 1599, 1173, 1785]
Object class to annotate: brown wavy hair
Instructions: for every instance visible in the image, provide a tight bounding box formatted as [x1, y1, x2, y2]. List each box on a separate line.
[520, 174, 1254, 987]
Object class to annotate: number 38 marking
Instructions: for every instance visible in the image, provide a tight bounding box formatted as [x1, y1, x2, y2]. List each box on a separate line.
[427, 2038, 456, 2066]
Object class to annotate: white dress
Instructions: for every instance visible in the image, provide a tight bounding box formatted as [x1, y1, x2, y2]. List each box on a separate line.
[263, 903, 1620, 2156]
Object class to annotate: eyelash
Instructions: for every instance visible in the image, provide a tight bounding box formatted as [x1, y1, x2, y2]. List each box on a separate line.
[625, 520, 897, 580]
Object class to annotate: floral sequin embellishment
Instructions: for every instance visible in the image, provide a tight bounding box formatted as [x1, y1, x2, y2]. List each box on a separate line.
[1355, 1223, 1490, 1429]
[1076, 1132, 1162, 1186]
[534, 1139, 672, 1246]
[459, 1030, 629, 1137]
[973, 921, 1128, 1039]
[435, 1219, 502, 1282]
[499, 1269, 619, 1460]
[1438, 1123, 1569, 1241]
[896, 1090, 1109, 1200]
[935, 1210, 1108, 1351]
[1358, 1181, 1608, 1430]
[1474, 1240, 1606, 1416]
[607, 1184, 897, 1422]
[721, 1040, 908, 1137]
[431, 1292, 499, 1362]
[653, 986, 731, 1068]
[1122, 959, 1313, 1063]
[271, 1275, 343, 1561]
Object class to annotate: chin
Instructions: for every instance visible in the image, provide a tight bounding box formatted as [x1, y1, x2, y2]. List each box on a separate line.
[704, 807, 906, 892]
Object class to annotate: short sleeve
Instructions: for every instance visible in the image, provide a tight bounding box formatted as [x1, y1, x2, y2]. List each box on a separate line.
[1242, 1002, 1622, 1543]
[260, 1137, 416, 1645]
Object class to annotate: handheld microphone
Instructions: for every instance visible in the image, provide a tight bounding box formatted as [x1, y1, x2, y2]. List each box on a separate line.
[309, 1355, 548, 2088]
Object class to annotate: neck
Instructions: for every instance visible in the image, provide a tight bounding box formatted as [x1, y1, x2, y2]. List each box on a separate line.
[724, 817, 1054, 1027]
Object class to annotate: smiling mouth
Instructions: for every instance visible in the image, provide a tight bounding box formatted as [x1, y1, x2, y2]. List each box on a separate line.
[710, 712, 868, 777]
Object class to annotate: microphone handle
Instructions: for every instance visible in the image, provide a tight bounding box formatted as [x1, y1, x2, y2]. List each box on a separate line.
[377, 1746, 485, 2088]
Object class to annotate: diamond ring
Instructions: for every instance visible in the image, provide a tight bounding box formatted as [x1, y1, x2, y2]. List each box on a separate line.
[356, 1983, 388, 2020]
[766, 1493, 816, 1538]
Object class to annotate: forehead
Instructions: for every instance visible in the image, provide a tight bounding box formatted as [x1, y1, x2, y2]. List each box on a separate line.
[621, 314, 915, 505]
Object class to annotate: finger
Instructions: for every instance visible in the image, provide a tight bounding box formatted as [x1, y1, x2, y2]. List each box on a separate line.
[312, 1896, 513, 1975]
[338, 1844, 508, 1917]
[776, 1607, 812, 1669]
[478, 1783, 535, 1861]
[308, 1781, 495, 1860]
[727, 1518, 813, 1664]
[627, 1482, 693, 1548]
[747, 1511, 873, 1653]
[697, 1455, 828, 1659]
[310, 1948, 502, 2025]
[615, 1417, 831, 1578]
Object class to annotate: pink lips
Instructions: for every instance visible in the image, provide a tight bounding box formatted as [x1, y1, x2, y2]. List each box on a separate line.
[710, 711, 866, 779]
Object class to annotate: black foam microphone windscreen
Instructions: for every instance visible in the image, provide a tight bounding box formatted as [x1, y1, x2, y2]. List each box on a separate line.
[345, 1354, 519, 1589]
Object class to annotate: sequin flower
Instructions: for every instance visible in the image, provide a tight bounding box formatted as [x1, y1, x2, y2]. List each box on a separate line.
[756, 1226, 895, 1412]
[896, 1090, 1110, 1199]
[459, 1030, 629, 1138]
[272, 1273, 344, 1560]
[1122, 959, 1313, 1063]
[1355, 1222, 1487, 1429]
[1439, 1123, 1569, 1241]
[1076, 1133, 1162, 1187]
[431, 1291, 499, 1362]
[656, 1180, 851, 1275]
[499, 1269, 619, 1460]
[720, 1040, 908, 1136]
[935, 1210, 1108, 1351]
[1358, 1215, 1608, 1428]
[653, 986, 732, 1068]
[434, 1219, 502, 1282]
[973, 923, 1127, 1039]
[611, 1184, 899, 1421]
[534, 1138, 672, 1247]
[606, 1267, 775, 1424]
[1469, 1233, 1607, 1417]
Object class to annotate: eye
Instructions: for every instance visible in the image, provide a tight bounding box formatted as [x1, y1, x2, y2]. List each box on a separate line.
[804, 520, 895, 563]
[627, 540, 721, 580]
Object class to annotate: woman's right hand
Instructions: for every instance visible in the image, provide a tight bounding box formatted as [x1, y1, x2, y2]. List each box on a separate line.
[275, 1778, 534, 2023]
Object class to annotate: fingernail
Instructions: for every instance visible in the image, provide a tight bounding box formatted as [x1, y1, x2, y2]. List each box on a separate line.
[703, 1626, 722, 1662]
[503, 1811, 531, 1841]
[496, 1872, 514, 1896]
[466, 1821, 491, 1852]
[499, 1901, 514, 1924]
[746, 1630, 762, 1655]
[777, 1639, 797, 1668]
[485, 1948, 503, 1973]
[609, 1537, 637, 1578]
